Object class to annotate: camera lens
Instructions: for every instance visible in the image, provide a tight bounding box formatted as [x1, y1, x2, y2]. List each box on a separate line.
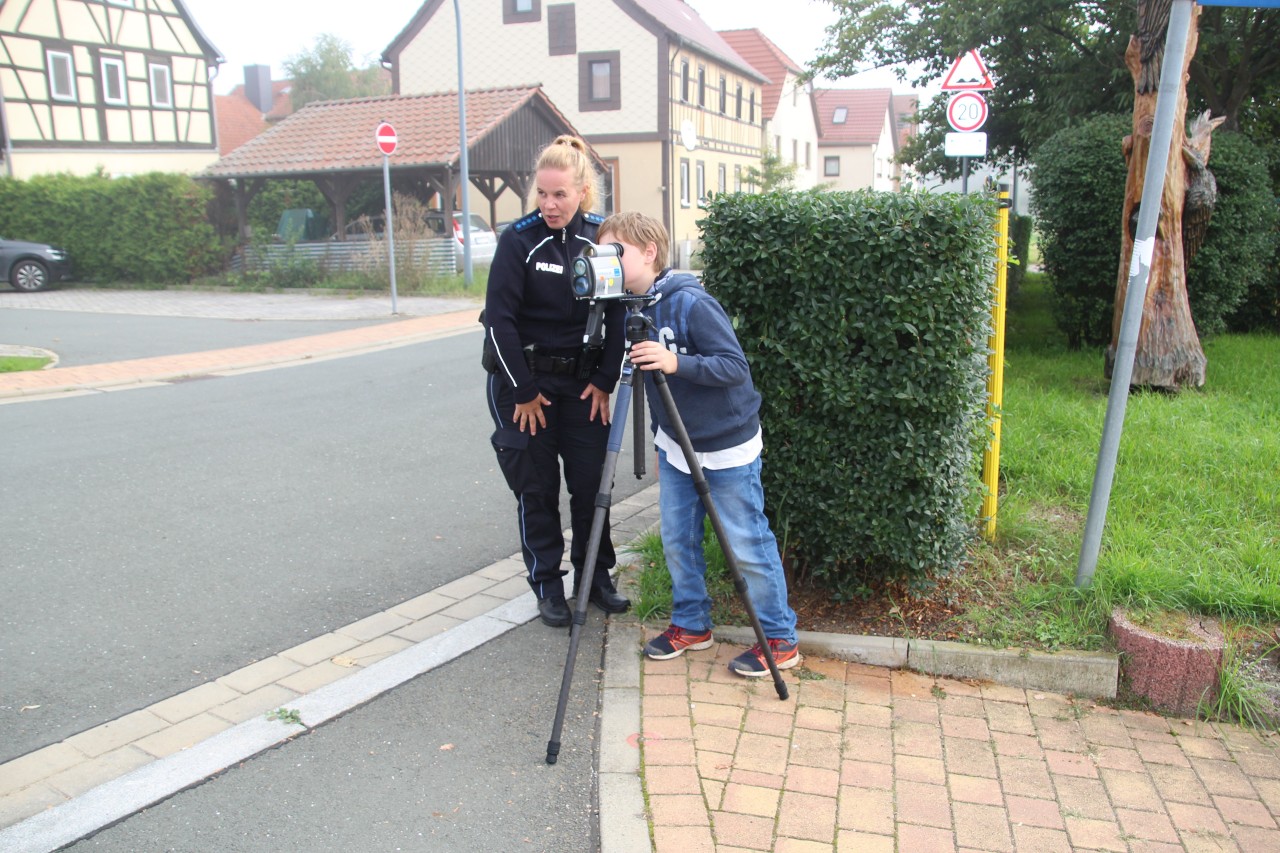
[571, 258, 593, 297]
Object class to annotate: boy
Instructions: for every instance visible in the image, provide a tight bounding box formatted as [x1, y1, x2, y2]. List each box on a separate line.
[595, 211, 799, 677]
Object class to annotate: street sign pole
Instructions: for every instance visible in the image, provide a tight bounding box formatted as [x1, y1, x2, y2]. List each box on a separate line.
[961, 157, 969, 194]
[1075, 0, 1195, 587]
[382, 152, 398, 314]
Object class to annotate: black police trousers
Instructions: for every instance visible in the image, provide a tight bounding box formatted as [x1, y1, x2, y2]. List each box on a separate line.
[486, 370, 617, 600]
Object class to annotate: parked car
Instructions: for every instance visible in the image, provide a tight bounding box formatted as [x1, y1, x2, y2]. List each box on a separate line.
[1, 237, 72, 292]
[427, 211, 498, 268]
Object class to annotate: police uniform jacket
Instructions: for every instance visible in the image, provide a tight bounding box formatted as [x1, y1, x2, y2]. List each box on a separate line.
[484, 209, 625, 405]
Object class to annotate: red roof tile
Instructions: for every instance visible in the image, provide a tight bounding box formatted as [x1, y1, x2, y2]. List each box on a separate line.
[718, 29, 804, 121]
[815, 88, 895, 147]
[205, 86, 583, 179]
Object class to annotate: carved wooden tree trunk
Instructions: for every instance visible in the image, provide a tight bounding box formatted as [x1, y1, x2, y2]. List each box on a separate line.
[1106, 11, 1206, 390]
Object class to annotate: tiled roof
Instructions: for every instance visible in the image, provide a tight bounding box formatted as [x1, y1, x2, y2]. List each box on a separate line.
[214, 93, 270, 156]
[815, 87, 895, 147]
[204, 86, 579, 179]
[718, 29, 803, 122]
[629, 0, 765, 81]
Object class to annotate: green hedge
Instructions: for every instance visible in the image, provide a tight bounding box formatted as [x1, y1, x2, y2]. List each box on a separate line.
[0, 172, 222, 283]
[1028, 114, 1129, 349]
[699, 190, 995, 593]
[1007, 213, 1033, 296]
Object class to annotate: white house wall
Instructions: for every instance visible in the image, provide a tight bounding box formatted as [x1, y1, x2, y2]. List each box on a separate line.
[766, 72, 819, 190]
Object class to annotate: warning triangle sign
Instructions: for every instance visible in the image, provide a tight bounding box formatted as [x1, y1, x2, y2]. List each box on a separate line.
[941, 49, 994, 91]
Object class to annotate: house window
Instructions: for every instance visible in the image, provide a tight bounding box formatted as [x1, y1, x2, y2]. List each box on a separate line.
[793, 140, 798, 164]
[100, 56, 127, 105]
[548, 4, 575, 55]
[805, 142, 811, 169]
[578, 51, 620, 111]
[774, 135, 781, 155]
[47, 50, 76, 102]
[749, 90, 756, 124]
[680, 158, 690, 207]
[717, 164, 726, 194]
[149, 63, 173, 108]
[680, 60, 690, 102]
[106, 0, 135, 5]
[718, 75, 726, 114]
[734, 164, 742, 192]
[697, 66, 705, 108]
[504, 0, 540, 24]
[735, 83, 742, 119]
[824, 156, 840, 177]
[833, 107, 847, 124]
[696, 161, 705, 205]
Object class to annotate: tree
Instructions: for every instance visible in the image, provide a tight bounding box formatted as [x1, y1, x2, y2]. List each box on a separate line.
[283, 34, 389, 111]
[811, 0, 1279, 178]
[743, 145, 798, 191]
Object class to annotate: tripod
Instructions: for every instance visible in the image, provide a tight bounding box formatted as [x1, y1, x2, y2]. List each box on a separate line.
[546, 302, 789, 766]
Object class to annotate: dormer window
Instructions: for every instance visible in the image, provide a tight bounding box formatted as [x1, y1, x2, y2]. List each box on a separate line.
[833, 107, 848, 124]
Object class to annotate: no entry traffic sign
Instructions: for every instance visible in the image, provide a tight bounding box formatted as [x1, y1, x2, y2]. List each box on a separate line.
[375, 121, 398, 156]
[946, 92, 989, 133]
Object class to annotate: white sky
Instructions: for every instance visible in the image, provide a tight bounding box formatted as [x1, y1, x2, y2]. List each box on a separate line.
[183, 0, 911, 96]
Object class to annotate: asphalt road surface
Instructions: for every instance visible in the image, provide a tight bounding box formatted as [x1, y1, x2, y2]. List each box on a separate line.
[65, 622, 611, 853]
[2, 323, 653, 763]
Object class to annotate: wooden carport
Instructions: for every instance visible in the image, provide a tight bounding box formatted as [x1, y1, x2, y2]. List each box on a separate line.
[203, 86, 606, 241]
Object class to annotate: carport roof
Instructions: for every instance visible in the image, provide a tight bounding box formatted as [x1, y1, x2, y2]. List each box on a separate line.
[204, 85, 582, 179]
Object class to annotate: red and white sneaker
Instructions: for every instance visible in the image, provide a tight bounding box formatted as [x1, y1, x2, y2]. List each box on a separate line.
[644, 624, 714, 660]
[729, 638, 801, 677]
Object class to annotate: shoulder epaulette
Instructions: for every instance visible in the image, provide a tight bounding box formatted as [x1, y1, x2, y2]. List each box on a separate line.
[583, 211, 605, 225]
[513, 211, 543, 233]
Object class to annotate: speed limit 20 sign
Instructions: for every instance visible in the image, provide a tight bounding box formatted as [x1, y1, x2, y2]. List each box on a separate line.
[946, 92, 988, 133]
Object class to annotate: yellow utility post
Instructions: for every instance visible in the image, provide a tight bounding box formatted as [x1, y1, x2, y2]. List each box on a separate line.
[981, 189, 1011, 540]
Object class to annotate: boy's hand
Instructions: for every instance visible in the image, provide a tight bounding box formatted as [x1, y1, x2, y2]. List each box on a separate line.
[630, 340, 678, 374]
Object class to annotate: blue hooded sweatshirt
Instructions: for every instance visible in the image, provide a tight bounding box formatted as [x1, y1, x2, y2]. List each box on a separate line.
[640, 270, 762, 453]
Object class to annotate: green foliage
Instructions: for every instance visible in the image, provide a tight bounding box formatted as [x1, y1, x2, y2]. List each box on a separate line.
[743, 145, 797, 192]
[284, 33, 390, 111]
[1187, 131, 1279, 337]
[245, 180, 328, 240]
[1223, 140, 1280, 334]
[1006, 214, 1033, 296]
[0, 172, 222, 283]
[1028, 114, 1129, 349]
[811, 1, 1279, 178]
[699, 189, 995, 591]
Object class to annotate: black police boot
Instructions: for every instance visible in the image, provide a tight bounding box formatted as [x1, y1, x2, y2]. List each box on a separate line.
[575, 571, 630, 614]
[537, 595, 571, 627]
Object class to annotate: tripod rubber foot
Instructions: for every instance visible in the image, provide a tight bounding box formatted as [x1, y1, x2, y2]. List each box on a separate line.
[546, 740, 560, 765]
[776, 683, 790, 700]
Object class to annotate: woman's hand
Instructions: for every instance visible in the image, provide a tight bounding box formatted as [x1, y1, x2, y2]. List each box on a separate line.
[582, 382, 612, 425]
[629, 340, 678, 374]
[513, 394, 551, 434]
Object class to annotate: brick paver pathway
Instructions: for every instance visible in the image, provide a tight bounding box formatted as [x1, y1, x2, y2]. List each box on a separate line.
[640, 639, 1280, 852]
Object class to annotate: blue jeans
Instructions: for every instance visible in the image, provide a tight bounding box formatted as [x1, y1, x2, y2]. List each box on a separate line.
[658, 448, 797, 643]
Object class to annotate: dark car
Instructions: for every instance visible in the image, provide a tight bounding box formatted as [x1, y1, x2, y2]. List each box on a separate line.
[1, 237, 72, 292]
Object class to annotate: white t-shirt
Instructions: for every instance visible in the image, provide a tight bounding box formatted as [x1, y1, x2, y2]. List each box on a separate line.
[654, 426, 762, 475]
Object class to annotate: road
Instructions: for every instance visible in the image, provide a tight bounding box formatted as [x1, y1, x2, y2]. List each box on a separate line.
[2, 314, 654, 770]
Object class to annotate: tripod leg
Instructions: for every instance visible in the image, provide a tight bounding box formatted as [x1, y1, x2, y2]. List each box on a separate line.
[649, 372, 790, 701]
[546, 372, 634, 764]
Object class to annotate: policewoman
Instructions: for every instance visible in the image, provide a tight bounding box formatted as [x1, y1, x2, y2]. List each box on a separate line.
[483, 135, 630, 627]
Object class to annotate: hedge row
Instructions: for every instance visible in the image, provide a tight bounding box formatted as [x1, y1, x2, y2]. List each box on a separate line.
[0, 172, 223, 284]
[1030, 115, 1279, 345]
[699, 190, 996, 593]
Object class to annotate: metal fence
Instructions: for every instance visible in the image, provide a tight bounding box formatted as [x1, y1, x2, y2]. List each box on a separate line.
[231, 239, 457, 277]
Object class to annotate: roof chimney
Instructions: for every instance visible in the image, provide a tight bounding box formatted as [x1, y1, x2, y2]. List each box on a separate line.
[244, 65, 273, 114]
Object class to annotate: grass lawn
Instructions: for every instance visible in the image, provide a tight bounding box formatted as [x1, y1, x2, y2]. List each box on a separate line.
[628, 271, 1279, 723]
[0, 355, 52, 372]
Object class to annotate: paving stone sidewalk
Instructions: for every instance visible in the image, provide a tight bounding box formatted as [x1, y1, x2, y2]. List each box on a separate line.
[614, 626, 1280, 853]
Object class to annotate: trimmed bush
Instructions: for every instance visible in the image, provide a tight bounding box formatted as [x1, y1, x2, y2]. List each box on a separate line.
[1007, 213, 1033, 296]
[700, 190, 995, 593]
[1028, 114, 1129, 349]
[1186, 131, 1278, 337]
[0, 172, 221, 283]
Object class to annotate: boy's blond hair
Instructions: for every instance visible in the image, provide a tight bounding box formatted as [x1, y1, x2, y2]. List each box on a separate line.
[598, 211, 669, 274]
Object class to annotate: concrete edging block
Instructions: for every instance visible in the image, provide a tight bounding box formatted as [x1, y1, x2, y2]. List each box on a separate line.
[907, 638, 1119, 699]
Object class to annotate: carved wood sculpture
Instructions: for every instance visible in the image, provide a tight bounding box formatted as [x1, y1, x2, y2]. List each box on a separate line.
[1108, 0, 1223, 390]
